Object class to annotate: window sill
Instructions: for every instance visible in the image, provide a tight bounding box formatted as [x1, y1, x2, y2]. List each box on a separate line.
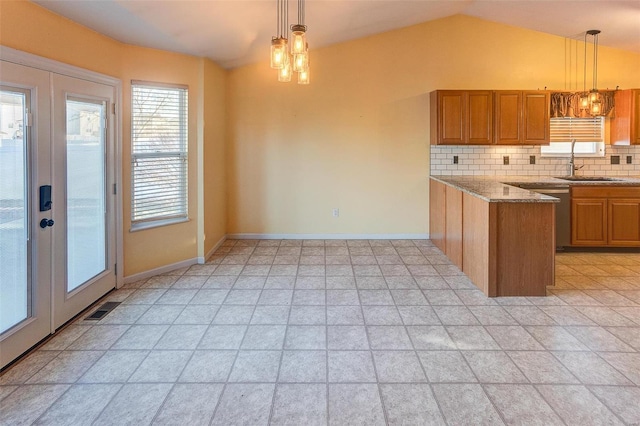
[130, 217, 189, 232]
[540, 153, 605, 158]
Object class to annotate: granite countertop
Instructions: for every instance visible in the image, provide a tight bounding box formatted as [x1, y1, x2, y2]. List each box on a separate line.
[430, 175, 640, 203]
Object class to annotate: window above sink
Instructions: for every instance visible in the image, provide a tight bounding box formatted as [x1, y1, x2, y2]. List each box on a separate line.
[541, 117, 605, 157]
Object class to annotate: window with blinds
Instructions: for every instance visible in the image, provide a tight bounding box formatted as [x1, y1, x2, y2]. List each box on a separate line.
[540, 117, 605, 156]
[131, 83, 188, 226]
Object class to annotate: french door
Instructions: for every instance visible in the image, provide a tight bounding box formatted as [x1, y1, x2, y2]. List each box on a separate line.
[0, 61, 117, 369]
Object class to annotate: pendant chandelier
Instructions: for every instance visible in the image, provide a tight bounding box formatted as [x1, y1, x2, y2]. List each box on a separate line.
[580, 29, 602, 116]
[270, 0, 310, 85]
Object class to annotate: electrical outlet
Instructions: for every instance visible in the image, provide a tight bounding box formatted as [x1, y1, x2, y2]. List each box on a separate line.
[332, 208, 339, 218]
[503, 156, 510, 165]
[627, 156, 633, 164]
[453, 156, 459, 164]
[529, 155, 536, 165]
[611, 155, 620, 165]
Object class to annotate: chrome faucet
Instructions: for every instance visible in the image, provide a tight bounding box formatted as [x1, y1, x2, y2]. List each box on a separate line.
[568, 139, 584, 177]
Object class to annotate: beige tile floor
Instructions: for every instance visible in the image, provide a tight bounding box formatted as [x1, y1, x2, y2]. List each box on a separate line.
[1, 239, 640, 425]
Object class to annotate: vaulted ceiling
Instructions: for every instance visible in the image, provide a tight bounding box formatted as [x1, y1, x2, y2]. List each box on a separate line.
[34, 0, 640, 69]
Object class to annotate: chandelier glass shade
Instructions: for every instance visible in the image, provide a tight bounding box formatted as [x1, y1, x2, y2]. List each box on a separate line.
[270, 0, 310, 84]
[270, 37, 287, 69]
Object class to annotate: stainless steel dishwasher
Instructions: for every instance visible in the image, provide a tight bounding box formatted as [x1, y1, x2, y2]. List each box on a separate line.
[518, 185, 571, 249]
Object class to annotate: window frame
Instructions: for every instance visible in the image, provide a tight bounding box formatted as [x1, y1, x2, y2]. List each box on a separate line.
[130, 81, 189, 231]
[540, 116, 605, 158]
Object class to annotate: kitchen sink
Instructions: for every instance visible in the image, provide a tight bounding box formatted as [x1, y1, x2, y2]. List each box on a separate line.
[555, 176, 623, 182]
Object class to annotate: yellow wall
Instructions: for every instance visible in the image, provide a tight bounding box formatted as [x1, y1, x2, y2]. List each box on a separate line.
[1, 0, 228, 275]
[227, 15, 640, 235]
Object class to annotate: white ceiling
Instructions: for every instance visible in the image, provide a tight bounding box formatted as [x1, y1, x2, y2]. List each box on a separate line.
[33, 0, 640, 69]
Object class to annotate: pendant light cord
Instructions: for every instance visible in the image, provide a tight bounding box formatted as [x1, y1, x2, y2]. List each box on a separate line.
[583, 32, 587, 94]
[276, 0, 288, 38]
[593, 34, 598, 90]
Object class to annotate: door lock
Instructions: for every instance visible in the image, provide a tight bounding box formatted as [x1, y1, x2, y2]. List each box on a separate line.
[40, 218, 54, 228]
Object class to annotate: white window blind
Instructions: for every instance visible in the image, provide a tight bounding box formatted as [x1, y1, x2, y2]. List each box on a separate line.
[131, 83, 188, 224]
[541, 117, 605, 156]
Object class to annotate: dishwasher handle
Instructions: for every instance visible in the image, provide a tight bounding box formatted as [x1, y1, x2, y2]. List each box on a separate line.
[533, 189, 570, 194]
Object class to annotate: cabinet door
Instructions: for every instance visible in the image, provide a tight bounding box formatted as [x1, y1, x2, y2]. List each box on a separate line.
[439, 91, 466, 144]
[467, 91, 493, 145]
[445, 186, 463, 269]
[494, 91, 522, 145]
[633, 89, 640, 145]
[429, 179, 446, 252]
[522, 91, 550, 144]
[571, 198, 607, 245]
[608, 199, 640, 246]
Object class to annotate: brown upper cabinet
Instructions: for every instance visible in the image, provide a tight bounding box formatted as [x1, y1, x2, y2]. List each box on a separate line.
[430, 90, 493, 145]
[430, 90, 550, 145]
[610, 89, 640, 145]
[494, 91, 550, 145]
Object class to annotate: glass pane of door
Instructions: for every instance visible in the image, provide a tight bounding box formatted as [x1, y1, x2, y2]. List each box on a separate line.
[0, 89, 29, 333]
[66, 98, 106, 292]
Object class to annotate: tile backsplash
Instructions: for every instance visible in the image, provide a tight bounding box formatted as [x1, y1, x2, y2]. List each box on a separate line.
[430, 145, 640, 176]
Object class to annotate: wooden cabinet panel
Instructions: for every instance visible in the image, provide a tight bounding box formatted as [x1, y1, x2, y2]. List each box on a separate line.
[608, 200, 640, 246]
[571, 198, 607, 245]
[445, 186, 463, 269]
[635, 90, 640, 145]
[494, 91, 521, 144]
[495, 203, 554, 297]
[523, 91, 550, 144]
[494, 90, 550, 145]
[571, 186, 640, 247]
[468, 91, 493, 144]
[431, 89, 550, 145]
[430, 91, 466, 145]
[611, 89, 640, 145]
[429, 179, 446, 252]
[462, 193, 492, 296]
[429, 179, 464, 266]
[430, 90, 492, 145]
[572, 186, 640, 199]
[441, 92, 466, 144]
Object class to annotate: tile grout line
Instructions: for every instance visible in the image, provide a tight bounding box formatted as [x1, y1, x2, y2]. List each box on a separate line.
[265, 239, 288, 426]
[396, 249, 450, 425]
[209, 240, 260, 425]
[364, 239, 391, 426]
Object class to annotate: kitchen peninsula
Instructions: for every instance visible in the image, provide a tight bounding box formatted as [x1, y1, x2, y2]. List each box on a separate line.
[431, 175, 640, 297]
[430, 176, 557, 297]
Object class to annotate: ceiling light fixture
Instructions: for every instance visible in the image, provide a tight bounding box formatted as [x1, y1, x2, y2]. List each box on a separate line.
[270, 0, 288, 70]
[270, 0, 310, 85]
[580, 29, 603, 116]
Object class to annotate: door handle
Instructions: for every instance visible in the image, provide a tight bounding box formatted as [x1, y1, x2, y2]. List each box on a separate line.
[40, 218, 55, 228]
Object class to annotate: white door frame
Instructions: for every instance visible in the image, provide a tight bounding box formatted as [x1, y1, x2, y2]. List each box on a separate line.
[0, 46, 124, 305]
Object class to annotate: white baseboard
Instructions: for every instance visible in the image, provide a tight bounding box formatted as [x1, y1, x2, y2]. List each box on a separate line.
[227, 233, 430, 240]
[123, 257, 200, 284]
[204, 235, 228, 260]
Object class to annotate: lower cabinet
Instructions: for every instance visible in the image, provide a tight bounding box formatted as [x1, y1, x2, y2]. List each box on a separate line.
[571, 198, 608, 246]
[609, 200, 640, 246]
[429, 179, 446, 252]
[445, 185, 463, 269]
[571, 186, 640, 247]
[429, 179, 462, 269]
